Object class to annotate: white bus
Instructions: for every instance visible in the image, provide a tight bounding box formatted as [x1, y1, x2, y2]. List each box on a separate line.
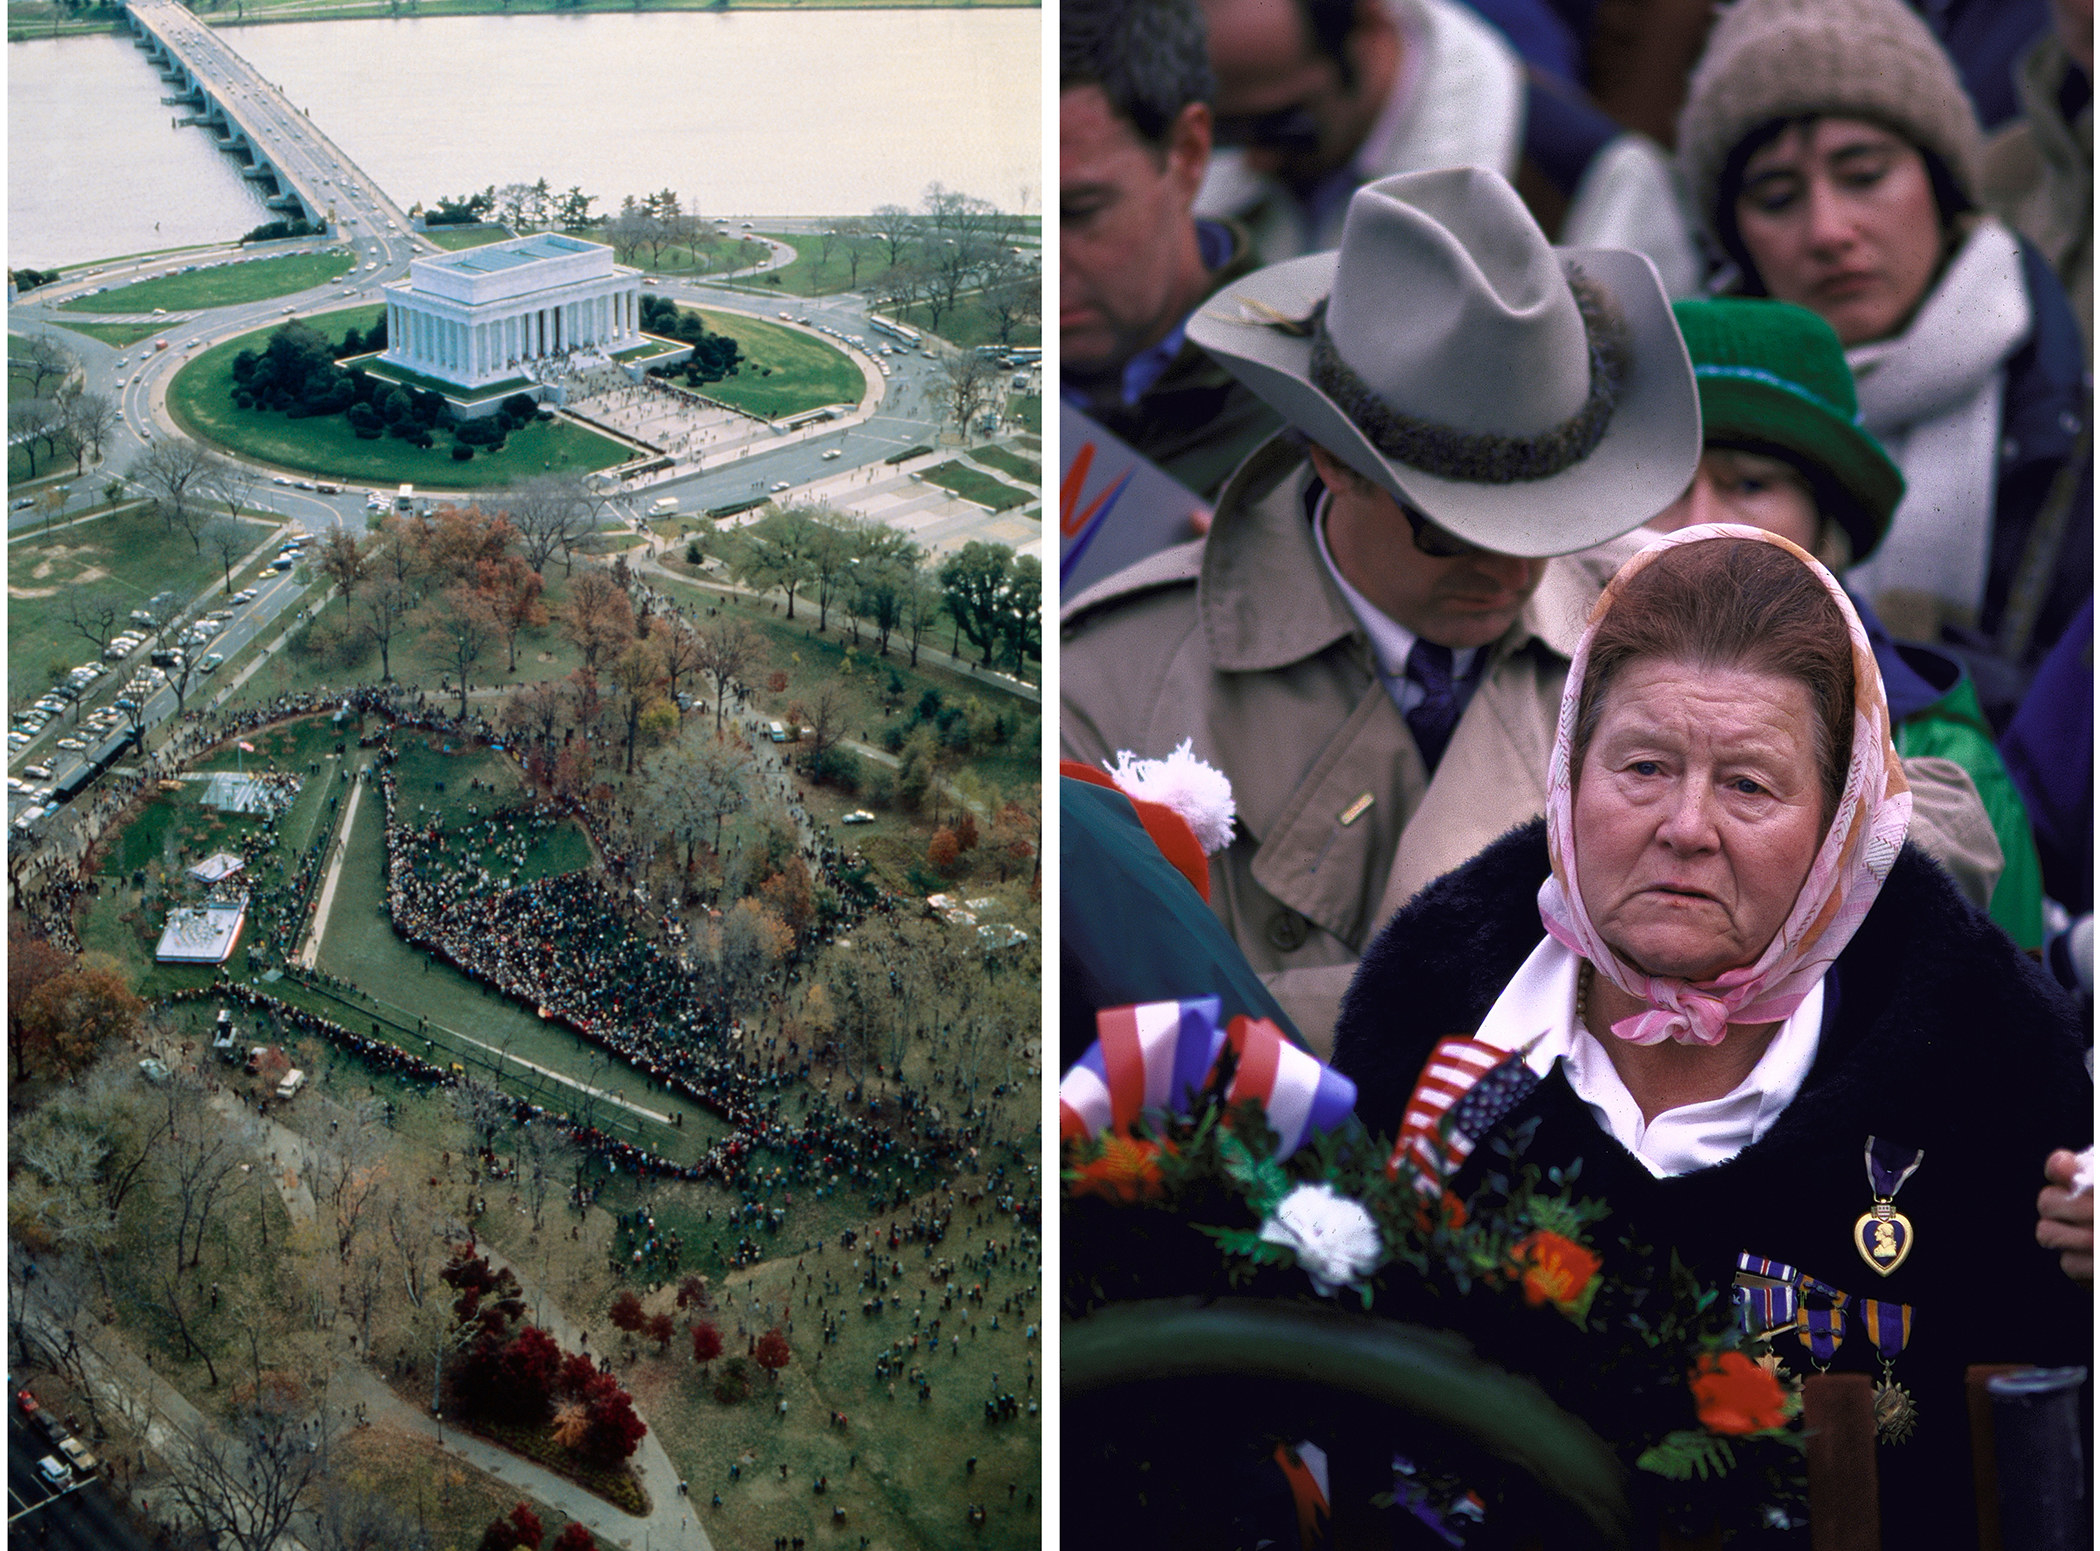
[868, 315, 920, 347]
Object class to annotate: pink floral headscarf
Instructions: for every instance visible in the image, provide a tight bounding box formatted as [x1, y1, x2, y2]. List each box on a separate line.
[1537, 523, 1913, 1046]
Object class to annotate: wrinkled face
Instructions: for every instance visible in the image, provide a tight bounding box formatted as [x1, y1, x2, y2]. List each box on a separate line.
[1200, 0, 1375, 190]
[1061, 86, 1211, 378]
[1733, 118, 1944, 347]
[1311, 445, 1548, 649]
[1648, 448, 1822, 549]
[1574, 659, 1826, 982]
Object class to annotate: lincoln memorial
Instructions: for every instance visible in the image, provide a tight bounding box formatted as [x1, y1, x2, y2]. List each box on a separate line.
[378, 233, 644, 397]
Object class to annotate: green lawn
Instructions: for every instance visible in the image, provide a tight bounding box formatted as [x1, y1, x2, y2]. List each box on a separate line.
[891, 292, 1040, 352]
[921, 460, 1032, 512]
[971, 446, 1040, 486]
[421, 224, 516, 251]
[164, 306, 632, 486]
[8, 508, 277, 707]
[746, 232, 892, 296]
[648, 574, 1040, 796]
[673, 307, 863, 420]
[45, 318, 168, 349]
[58, 251, 357, 314]
[622, 232, 770, 276]
[1009, 394, 1041, 435]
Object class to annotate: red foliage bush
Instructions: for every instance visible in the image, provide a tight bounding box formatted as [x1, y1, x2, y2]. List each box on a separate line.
[692, 1321, 723, 1366]
[754, 1327, 792, 1379]
[607, 1290, 646, 1334]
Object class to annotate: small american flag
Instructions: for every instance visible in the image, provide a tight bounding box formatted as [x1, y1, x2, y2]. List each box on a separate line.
[1386, 1037, 1541, 1186]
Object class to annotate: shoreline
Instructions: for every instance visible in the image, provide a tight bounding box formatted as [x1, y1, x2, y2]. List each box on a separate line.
[9, 0, 1036, 40]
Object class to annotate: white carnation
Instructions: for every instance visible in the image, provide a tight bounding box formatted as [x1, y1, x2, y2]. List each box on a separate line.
[1106, 739, 1237, 854]
[1259, 1183, 1383, 1297]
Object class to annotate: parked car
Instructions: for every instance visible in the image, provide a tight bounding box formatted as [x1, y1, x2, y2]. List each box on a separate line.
[35, 1455, 67, 1488]
[55, 1437, 96, 1476]
[198, 654, 224, 675]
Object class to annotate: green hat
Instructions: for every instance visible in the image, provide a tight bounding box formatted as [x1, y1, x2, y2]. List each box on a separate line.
[1671, 297, 1905, 563]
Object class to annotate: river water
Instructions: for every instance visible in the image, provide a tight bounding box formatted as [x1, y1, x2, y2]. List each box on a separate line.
[9, 9, 1040, 270]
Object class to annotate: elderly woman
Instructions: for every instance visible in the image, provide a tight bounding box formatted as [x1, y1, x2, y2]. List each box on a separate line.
[1676, 0, 2090, 722]
[1333, 527, 2090, 1544]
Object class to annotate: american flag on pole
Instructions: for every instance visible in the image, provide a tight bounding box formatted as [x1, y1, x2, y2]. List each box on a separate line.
[1386, 1037, 1541, 1186]
[238, 741, 256, 753]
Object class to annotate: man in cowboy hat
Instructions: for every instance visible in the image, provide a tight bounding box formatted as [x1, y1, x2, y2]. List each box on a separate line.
[1062, 167, 2000, 1051]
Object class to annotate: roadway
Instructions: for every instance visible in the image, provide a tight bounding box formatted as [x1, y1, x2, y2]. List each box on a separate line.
[7, 1411, 150, 1551]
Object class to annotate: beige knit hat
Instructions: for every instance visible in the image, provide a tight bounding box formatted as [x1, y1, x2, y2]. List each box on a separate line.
[1677, 0, 1985, 243]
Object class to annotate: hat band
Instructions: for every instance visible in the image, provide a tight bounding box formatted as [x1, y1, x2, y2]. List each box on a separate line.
[1309, 266, 1630, 484]
[1694, 362, 1865, 427]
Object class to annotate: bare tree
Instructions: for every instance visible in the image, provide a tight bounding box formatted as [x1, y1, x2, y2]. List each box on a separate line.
[15, 333, 77, 398]
[420, 583, 499, 716]
[163, 1403, 341, 1551]
[940, 349, 998, 438]
[868, 203, 919, 267]
[449, 1076, 514, 1158]
[206, 519, 253, 596]
[311, 1477, 431, 1551]
[203, 451, 260, 527]
[695, 617, 761, 738]
[57, 389, 119, 475]
[900, 563, 943, 669]
[60, 589, 124, 663]
[9, 397, 62, 478]
[359, 574, 410, 682]
[657, 618, 706, 700]
[501, 472, 592, 576]
[129, 438, 219, 550]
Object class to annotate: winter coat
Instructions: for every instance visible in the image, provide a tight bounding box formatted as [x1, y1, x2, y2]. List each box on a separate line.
[1333, 818, 2092, 1548]
[1061, 436, 2008, 1050]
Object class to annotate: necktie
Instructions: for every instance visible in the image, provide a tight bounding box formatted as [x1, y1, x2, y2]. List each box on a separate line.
[1404, 639, 1459, 773]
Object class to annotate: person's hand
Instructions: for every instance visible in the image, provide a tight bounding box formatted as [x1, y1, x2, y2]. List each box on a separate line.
[2036, 1149, 2094, 1285]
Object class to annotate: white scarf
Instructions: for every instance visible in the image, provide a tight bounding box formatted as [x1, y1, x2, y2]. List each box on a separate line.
[1844, 220, 2031, 635]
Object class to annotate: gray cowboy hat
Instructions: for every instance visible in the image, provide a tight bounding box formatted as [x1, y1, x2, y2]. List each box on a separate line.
[1188, 167, 1701, 558]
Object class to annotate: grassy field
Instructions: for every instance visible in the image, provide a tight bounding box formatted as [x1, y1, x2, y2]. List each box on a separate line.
[422, 224, 516, 251]
[891, 293, 1039, 352]
[164, 306, 632, 485]
[1008, 394, 1040, 435]
[58, 251, 356, 314]
[620, 231, 769, 276]
[921, 461, 1032, 513]
[970, 446, 1039, 486]
[648, 574, 1040, 797]
[746, 232, 892, 296]
[675, 307, 863, 420]
[44, 317, 170, 349]
[8, 507, 278, 708]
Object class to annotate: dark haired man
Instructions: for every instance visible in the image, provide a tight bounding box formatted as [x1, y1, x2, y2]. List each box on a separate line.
[1061, 0, 1279, 500]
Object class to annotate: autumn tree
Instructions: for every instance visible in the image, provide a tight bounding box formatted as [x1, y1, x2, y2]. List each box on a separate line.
[646, 1312, 676, 1354]
[754, 1327, 792, 1382]
[480, 554, 548, 672]
[608, 1290, 646, 1337]
[928, 828, 961, 875]
[317, 528, 367, 601]
[608, 638, 669, 773]
[14, 951, 141, 1081]
[562, 568, 635, 672]
[552, 1525, 595, 1551]
[692, 1320, 723, 1369]
[579, 1370, 648, 1464]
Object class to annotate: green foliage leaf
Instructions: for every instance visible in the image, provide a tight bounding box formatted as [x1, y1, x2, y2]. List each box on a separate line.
[1636, 1430, 1737, 1481]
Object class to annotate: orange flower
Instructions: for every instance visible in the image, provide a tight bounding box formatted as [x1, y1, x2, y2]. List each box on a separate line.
[1412, 1190, 1469, 1235]
[1509, 1229, 1601, 1312]
[1690, 1351, 1790, 1435]
[1067, 1133, 1168, 1203]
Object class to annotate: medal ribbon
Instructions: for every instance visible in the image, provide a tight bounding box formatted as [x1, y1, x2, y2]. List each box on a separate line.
[1860, 1298, 1913, 1363]
[1799, 1305, 1845, 1365]
[1865, 1136, 1924, 1201]
[1734, 1253, 1849, 1307]
[1733, 1282, 1800, 1339]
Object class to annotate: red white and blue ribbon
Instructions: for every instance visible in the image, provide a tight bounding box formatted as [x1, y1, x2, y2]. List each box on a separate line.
[1059, 997, 1228, 1141]
[1225, 1015, 1358, 1159]
[1386, 1036, 1542, 1186]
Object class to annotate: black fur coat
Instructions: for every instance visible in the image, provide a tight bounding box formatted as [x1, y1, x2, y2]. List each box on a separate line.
[1334, 819, 2092, 1546]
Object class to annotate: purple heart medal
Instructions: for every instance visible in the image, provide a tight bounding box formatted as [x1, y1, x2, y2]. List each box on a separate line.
[1854, 1136, 1922, 1276]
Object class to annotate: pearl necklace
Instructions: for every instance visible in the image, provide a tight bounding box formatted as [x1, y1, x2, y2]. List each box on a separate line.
[1575, 960, 1594, 1035]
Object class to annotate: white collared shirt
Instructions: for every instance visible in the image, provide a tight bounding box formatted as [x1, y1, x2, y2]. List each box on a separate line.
[1473, 936, 1825, 1179]
[1311, 492, 1480, 715]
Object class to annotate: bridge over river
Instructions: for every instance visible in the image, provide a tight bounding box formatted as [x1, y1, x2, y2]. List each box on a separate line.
[125, 0, 418, 246]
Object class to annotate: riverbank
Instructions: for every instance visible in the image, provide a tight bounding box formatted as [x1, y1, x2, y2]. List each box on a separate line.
[9, 0, 1035, 41]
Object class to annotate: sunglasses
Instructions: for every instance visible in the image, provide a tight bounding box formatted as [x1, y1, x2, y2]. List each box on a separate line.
[1400, 502, 1484, 559]
[1211, 104, 1324, 157]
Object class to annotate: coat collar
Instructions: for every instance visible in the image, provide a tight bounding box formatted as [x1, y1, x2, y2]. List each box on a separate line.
[1198, 437, 1604, 674]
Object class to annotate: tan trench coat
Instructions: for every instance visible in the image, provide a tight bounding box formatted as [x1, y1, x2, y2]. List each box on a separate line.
[1062, 436, 2003, 1051]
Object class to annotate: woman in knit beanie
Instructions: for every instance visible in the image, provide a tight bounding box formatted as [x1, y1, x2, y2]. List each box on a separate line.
[1675, 0, 2089, 728]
